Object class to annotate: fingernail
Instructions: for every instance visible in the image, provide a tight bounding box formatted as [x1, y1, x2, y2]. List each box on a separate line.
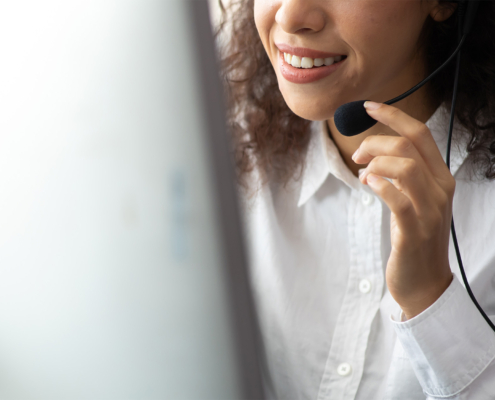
[358, 168, 367, 184]
[363, 101, 382, 111]
[366, 174, 379, 184]
[352, 148, 360, 161]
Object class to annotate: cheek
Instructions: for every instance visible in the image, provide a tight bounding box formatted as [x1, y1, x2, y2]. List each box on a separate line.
[340, 2, 423, 63]
[254, 0, 278, 48]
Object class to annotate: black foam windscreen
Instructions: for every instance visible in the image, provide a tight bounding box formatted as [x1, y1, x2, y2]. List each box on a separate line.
[333, 100, 378, 137]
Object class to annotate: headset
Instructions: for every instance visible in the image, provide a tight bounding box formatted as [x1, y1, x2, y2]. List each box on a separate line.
[334, 0, 495, 332]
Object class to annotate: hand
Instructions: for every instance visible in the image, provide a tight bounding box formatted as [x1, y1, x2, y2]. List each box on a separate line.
[353, 101, 454, 320]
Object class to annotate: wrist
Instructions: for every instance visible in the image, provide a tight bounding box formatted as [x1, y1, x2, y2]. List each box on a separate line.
[400, 273, 453, 320]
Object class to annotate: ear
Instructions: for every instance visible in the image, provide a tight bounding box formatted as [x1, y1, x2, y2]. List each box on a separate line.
[429, 1, 457, 22]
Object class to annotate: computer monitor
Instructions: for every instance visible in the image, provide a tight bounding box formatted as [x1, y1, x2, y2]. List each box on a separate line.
[0, 1, 264, 399]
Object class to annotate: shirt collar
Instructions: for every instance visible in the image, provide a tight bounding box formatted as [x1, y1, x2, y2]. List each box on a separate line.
[297, 103, 470, 208]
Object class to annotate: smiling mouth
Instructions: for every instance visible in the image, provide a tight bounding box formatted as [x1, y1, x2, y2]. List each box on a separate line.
[278, 50, 347, 84]
[283, 52, 347, 69]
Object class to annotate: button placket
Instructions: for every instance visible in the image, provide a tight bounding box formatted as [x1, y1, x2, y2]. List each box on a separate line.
[317, 190, 384, 400]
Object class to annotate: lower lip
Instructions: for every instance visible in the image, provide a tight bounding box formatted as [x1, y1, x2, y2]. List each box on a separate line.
[279, 51, 346, 84]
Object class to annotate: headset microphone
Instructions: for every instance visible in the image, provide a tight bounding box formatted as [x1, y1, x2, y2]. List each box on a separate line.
[335, 0, 495, 333]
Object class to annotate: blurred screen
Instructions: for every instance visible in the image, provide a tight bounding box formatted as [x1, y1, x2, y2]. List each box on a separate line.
[0, 1, 245, 398]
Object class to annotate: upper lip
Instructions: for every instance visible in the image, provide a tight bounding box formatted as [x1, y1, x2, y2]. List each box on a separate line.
[275, 43, 344, 59]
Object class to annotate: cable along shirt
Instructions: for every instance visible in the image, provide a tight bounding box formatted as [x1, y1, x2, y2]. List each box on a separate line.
[241, 103, 495, 400]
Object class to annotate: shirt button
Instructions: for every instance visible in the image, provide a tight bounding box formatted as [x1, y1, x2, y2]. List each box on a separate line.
[359, 279, 372, 294]
[337, 362, 352, 376]
[361, 192, 374, 206]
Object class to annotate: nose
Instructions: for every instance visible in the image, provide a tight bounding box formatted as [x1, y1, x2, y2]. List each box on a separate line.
[275, 0, 326, 34]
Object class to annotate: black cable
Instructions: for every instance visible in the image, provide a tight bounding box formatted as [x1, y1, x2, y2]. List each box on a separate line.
[446, 11, 495, 332]
[450, 222, 495, 331]
[385, 35, 465, 107]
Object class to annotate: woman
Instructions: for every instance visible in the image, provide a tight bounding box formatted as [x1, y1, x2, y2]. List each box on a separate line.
[218, 0, 495, 398]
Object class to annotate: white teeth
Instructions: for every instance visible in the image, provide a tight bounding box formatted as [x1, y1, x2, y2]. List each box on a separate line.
[314, 58, 324, 67]
[291, 55, 302, 68]
[301, 57, 314, 69]
[283, 52, 345, 68]
[324, 57, 335, 66]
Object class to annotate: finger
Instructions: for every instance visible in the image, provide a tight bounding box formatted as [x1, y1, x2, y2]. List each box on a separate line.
[360, 156, 440, 213]
[366, 174, 419, 233]
[354, 135, 425, 168]
[363, 102, 450, 180]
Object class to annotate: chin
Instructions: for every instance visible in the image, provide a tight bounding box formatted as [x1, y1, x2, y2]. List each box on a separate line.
[279, 82, 359, 122]
[282, 94, 338, 122]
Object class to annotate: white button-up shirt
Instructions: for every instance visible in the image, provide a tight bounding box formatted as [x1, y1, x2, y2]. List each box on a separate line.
[241, 103, 495, 400]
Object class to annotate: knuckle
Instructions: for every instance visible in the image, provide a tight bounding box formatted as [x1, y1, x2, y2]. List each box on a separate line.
[393, 137, 412, 154]
[388, 107, 401, 118]
[445, 176, 456, 195]
[396, 199, 413, 216]
[362, 135, 374, 147]
[368, 156, 381, 168]
[401, 158, 419, 177]
[437, 192, 449, 209]
[414, 124, 431, 139]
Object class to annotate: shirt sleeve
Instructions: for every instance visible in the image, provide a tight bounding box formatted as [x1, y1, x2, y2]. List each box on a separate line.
[390, 274, 495, 399]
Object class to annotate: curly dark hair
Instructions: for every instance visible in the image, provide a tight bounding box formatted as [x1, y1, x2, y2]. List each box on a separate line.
[216, 0, 495, 189]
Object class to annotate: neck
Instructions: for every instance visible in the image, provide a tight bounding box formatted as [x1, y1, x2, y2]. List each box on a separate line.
[327, 84, 440, 178]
